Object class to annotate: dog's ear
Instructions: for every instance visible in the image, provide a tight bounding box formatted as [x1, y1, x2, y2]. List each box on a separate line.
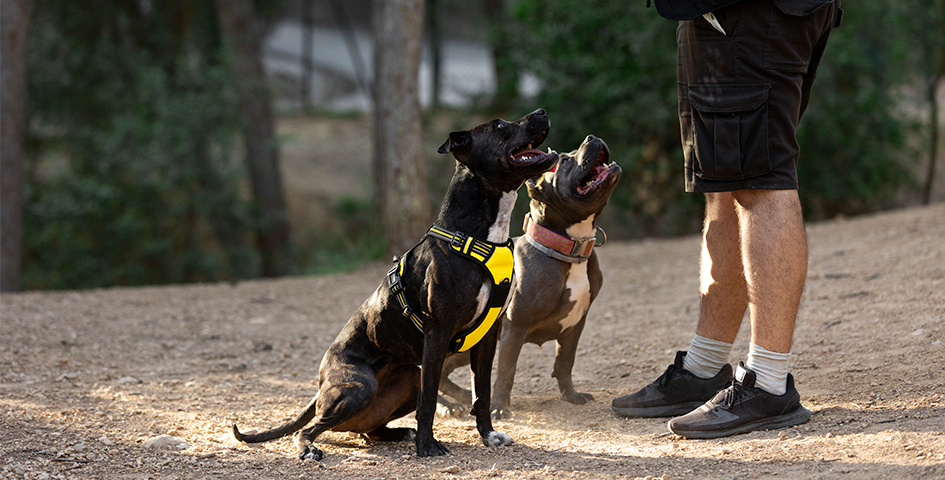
[437, 131, 471, 155]
[525, 172, 552, 202]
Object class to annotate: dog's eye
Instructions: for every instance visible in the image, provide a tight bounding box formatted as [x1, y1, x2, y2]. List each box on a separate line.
[493, 120, 505, 129]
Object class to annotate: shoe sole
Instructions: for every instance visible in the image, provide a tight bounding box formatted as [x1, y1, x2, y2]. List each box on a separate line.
[612, 401, 705, 418]
[667, 406, 812, 439]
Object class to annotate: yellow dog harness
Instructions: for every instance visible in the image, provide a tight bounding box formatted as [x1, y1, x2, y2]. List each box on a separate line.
[388, 225, 514, 353]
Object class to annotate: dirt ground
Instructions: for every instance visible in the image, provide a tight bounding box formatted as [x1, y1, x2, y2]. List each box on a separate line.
[2, 198, 943, 479]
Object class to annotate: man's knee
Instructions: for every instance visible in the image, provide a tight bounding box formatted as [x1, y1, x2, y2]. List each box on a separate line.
[731, 189, 801, 212]
[704, 192, 736, 220]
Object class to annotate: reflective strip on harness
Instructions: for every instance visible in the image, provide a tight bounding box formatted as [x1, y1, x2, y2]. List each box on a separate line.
[389, 225, 514, 353]
[387, 257, 423, 331]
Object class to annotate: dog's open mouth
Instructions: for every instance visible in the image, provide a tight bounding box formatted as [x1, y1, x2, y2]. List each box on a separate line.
[576, 149, 617, 196]
[510, 128, 552, 163]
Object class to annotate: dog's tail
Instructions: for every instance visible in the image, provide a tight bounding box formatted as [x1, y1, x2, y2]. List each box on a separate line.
[233, 395, 319, 443]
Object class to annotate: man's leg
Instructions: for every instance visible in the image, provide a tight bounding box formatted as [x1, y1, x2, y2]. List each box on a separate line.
[696, 192, 749, 343]
[732, 189, 807, 355]
[611, 194, 745, 417]
[680, 192, 745, 378]
[667, 188, 810, 438]
[734, 188, 807, 396]
[685, 188, 807, 388]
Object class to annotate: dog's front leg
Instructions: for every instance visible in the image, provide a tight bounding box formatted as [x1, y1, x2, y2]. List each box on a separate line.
[415, 329, 452, 457]
[469, 324, 513, 447]
[491, 318, 529, 419]
[554, 317, 594, 404]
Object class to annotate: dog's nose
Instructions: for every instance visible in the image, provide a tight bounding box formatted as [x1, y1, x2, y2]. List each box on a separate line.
[533, 108, 547, 117]
[585, 134, 598, 143]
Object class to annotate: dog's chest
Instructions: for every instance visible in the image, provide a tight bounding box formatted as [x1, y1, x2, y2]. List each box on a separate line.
[554, 215, 596, 332]
[558, 262, 591, 332]
[470, 190, 518, 324]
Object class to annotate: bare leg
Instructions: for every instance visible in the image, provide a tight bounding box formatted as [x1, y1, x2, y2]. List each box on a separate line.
[697, 190, 806, 354]
[732, 189, 807, 354]
[696, 192, 748, 343]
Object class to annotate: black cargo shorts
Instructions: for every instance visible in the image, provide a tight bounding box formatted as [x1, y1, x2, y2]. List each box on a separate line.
[677, 0, 842, 192]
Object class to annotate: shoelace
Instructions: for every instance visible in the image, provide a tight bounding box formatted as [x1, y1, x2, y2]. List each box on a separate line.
[657, 364, 677, 388]
[718, 380, 747, 408]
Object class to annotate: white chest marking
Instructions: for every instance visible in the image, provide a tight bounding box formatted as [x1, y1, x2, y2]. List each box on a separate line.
[566, 214, 597, 240]
[559, 214, 595, 333]
[559, 262, 591, 333]
[487, 191, 518, 243]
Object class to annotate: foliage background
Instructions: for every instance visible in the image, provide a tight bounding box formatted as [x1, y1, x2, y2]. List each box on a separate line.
[19, 0, 941, 290]
[24, 1, 258, 289]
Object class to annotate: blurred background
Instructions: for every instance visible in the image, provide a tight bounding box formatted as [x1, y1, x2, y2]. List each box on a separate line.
[1, 0, 942, 292]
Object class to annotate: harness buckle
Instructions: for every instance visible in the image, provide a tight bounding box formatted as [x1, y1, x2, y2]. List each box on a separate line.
[387, 267, 401, 293]
[449, 231, 466, 249]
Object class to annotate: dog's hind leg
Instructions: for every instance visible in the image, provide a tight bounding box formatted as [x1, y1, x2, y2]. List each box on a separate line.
[297, 363, 421, 460]
[365, 364, 421, 441]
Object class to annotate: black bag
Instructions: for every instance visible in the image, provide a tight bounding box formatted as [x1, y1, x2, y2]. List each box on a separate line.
[650, 0, 741, 20]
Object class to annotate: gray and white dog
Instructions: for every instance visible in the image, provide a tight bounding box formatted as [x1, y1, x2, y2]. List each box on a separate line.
[439, 135, 621, 419]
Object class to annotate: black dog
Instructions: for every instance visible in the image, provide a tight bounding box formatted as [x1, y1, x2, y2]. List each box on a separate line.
[438, 135, 621, 419]
[233, 109, 558, 460]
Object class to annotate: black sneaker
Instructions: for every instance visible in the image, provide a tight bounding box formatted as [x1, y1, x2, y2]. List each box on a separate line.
[612, 351, 733, 418]
[667, 362, 811, 439]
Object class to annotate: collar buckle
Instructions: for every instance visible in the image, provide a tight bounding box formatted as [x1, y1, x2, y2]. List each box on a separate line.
[569, 237, 594, 256]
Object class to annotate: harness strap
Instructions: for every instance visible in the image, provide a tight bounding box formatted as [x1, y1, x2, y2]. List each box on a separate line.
[388, 226, 514, 353]
[387, 251, 423, 331]
[522, 213, 606, 264]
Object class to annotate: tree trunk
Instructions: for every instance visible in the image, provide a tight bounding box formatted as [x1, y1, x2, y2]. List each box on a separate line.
[427, 0, 442, 108]
[215, 0, 294, 277]
[485, 0, 518, 111]
[925, 75, 942, 205]
[373, 0, 430, 255]
[1, 0, 33, 292]
[923, 1, 945, 205]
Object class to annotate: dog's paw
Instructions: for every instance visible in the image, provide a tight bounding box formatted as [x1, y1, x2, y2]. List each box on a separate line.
[298, 445, 324, 461]
[389, 427, 416, 442]
[365, 426, 417, 442]
[482, 431, 513, 447]
[491, 407, 513, 420]
[436, 402, 469, 418]
[415, 437, 450, 457]
[561, 390, 595, 405]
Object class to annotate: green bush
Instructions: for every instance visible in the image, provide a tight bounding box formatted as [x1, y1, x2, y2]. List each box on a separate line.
[797, 1, 920, 217]
[23, 2, 258, 289]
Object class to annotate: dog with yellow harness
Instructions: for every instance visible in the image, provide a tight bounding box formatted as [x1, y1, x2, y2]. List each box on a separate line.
[232, 109, 558, 460]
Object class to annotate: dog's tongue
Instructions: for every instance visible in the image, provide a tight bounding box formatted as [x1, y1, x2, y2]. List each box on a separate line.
[512, 149, 546, 161]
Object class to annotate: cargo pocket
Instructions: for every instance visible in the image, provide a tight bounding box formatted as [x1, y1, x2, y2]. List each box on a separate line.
[765, 0, 833, 72]
[688, 84, 770, 181]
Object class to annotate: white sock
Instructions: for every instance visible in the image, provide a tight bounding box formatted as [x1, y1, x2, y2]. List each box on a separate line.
[746, 343, 790, 395]
[682, 334, 733, 379]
